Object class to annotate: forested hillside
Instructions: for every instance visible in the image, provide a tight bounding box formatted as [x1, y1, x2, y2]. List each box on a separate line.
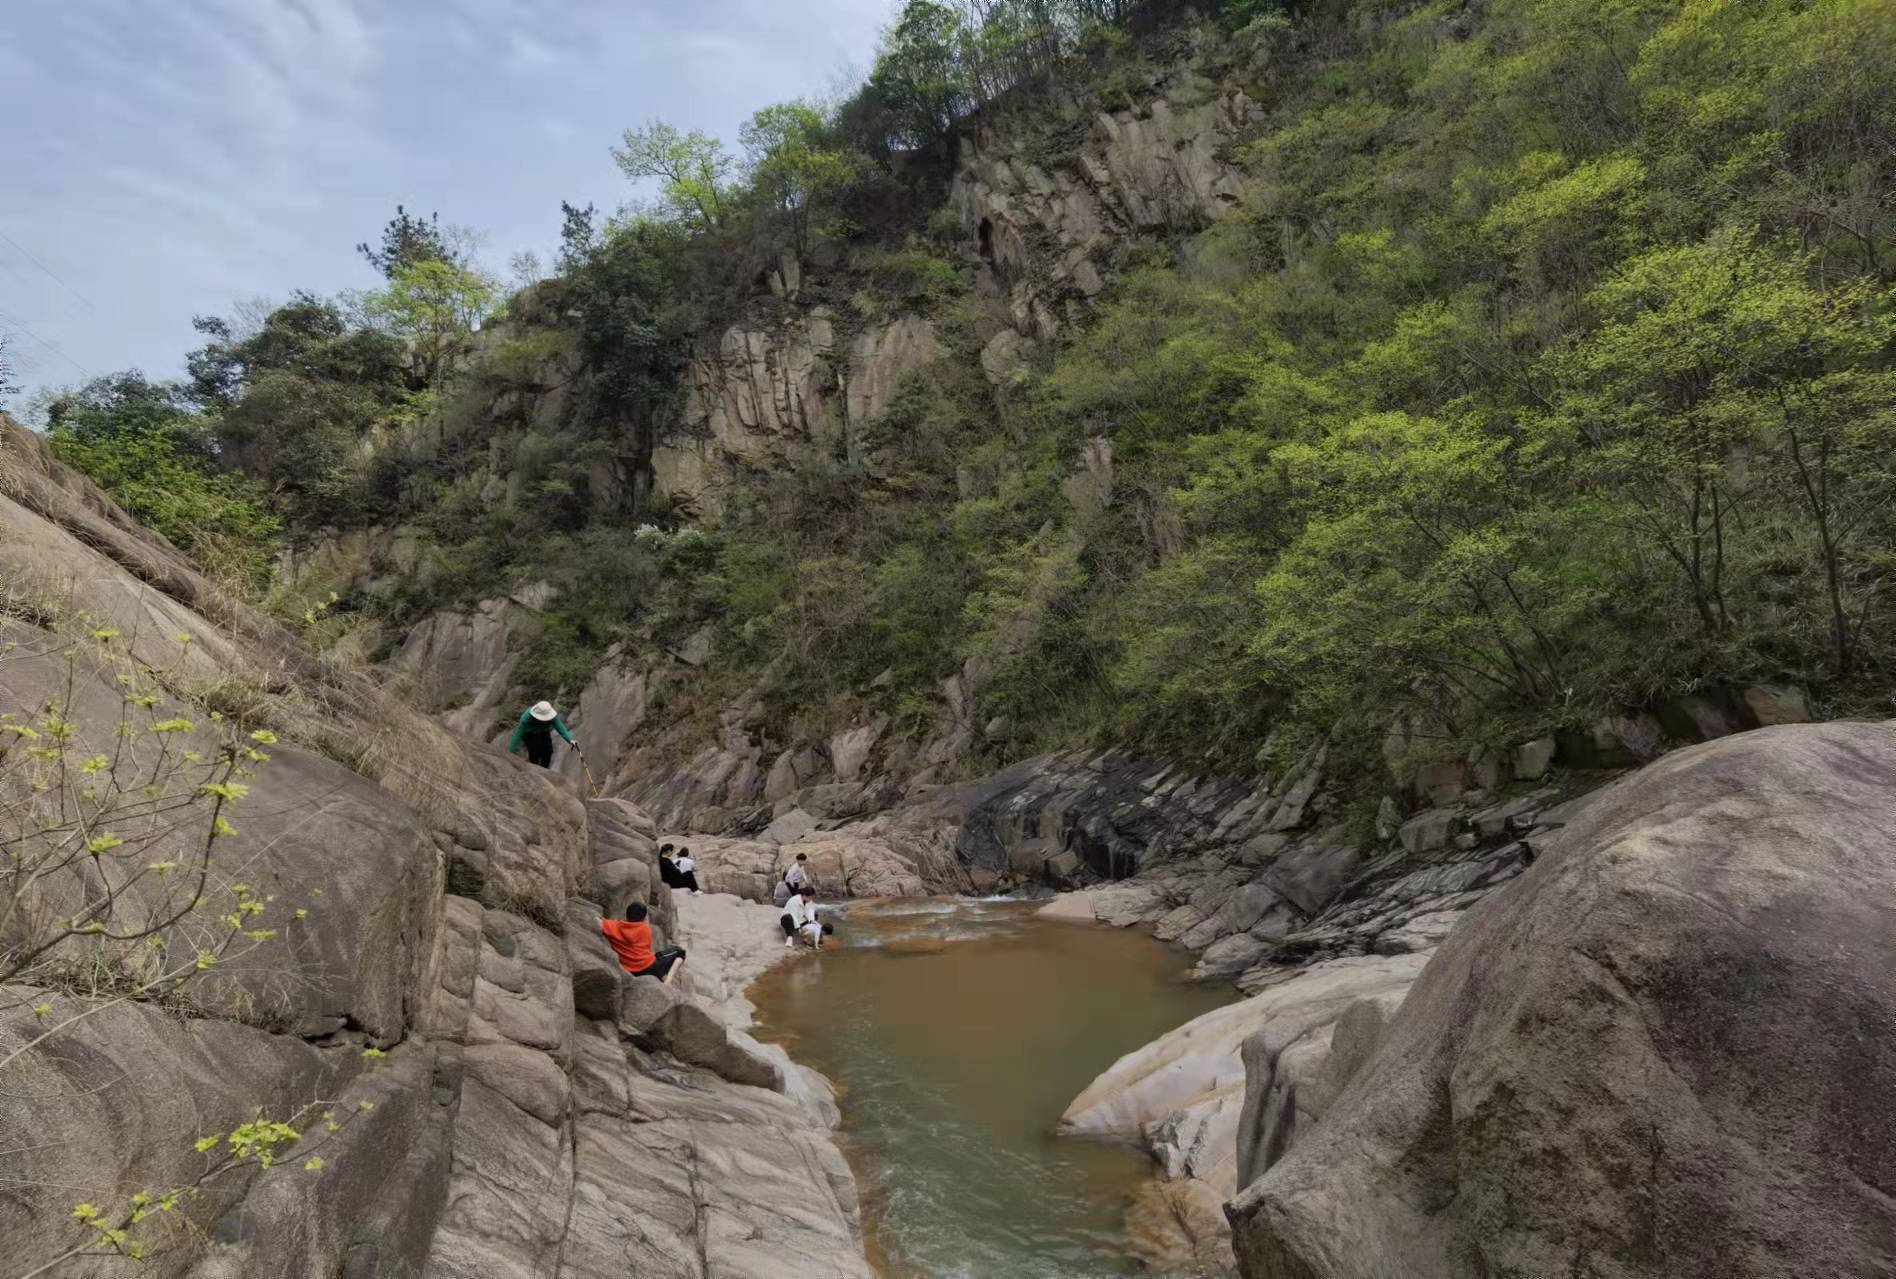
[36, 0, 1896, 805]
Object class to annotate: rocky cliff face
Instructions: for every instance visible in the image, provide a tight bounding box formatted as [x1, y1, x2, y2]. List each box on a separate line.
[305, 33, 1280, 813]
[651, 306, 947, 520]
[0, 424, 871, 1279]
[951, 32, 1263, 349]
[283, 13, 1826, 904]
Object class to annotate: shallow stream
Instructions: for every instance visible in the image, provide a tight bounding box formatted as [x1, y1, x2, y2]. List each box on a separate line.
[748, 897, 1236, 1279]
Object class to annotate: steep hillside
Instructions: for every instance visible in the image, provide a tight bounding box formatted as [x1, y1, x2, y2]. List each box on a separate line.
[24, 0, 1889, 949]
[7, 404, 1895, 1279]
[132, 0, 1882, 853]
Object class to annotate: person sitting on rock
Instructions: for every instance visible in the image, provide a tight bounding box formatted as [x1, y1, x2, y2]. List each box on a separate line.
[601, 901, 685, 984]
[773, 852, 813, 908]
[657, 843, 682, 888]
[780, 884, 826, 949]
[507, 700, 577, 769]
[674, 847, 702, 895]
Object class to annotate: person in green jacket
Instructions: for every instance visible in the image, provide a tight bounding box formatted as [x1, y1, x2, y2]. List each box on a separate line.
[508, 700, 577, 768]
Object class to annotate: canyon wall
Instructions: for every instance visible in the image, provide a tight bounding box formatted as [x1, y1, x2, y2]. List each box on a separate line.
[0, 423, 871, 1279]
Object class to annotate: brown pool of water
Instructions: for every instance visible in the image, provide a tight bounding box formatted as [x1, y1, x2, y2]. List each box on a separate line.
[748, 896, 1238, 1279]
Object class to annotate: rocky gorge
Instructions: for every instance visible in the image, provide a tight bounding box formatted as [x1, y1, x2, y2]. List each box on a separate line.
[15, 0, 1896, 1273]
[5, 404, 1894, 1279]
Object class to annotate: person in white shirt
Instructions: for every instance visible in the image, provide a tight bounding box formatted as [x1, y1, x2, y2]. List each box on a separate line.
[674, 848, 701, 895]
[779, 885, 826, 949]
[774, 853, 811, 908]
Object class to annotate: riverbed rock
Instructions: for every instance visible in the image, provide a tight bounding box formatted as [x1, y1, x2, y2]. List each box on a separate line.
[1192, 932, 1271, 980]
[1512, 734, 1556, 780]
[1037, 891, 1106, 922]
[1398, 808, 1458, 854]
[666, 891, 845, 1128]
[646, 1000, 785, 1091]
[675, 831, 929, 902]
[1062, 952, 1430, 1273]
[618, 971, 682, 1034]
[1230, 721, 1896, 1279]
[763, 806, 822, 844]
[668, 890, 803, 1025]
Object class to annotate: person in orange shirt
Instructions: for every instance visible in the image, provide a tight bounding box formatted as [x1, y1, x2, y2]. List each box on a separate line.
[600, 902, 685, 984]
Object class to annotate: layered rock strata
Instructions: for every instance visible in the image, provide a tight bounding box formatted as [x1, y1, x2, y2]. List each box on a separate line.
[0, 424, 871, 1279]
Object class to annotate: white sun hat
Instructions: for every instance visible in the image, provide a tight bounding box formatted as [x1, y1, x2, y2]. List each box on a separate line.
[529, 701, 558, 721]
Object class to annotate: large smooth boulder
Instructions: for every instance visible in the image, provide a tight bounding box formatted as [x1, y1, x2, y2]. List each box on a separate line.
[0, 423, 878, 1279]
[677, 831, 927, 901]
[0, 997, 439, 1279]
[560, 1053, 875, 1279]
[646, 997, 785, 1092]
[1062, 954, 1428, 1272]
[0, 621, 439, 1045]
[564, 899, 624, 1021]
[1230, 722, 1896, 1279]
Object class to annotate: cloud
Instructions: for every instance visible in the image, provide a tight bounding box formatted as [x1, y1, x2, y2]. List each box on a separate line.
[1, 0, 889, 406]
[508, 32, 562, 73]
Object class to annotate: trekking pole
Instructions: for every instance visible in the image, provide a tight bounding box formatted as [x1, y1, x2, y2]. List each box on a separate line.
[576, 749, 599, 799]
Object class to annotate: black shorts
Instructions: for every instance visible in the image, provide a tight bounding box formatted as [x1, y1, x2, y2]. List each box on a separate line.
[635, 947, 685, 980]
[525, 735, 554, 767]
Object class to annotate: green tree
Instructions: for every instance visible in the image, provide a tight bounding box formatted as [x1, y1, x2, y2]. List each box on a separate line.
[183, 316, 242, 408]
[356, 204, 451, 279]
[557, 200, 599, 274]
[740, 101, 863, 256]
[1255, 410, 1579, 728]
[1552, 230, 1896, 678]
[45, 373, 280, 587]
[870, 0, 970, 156]
[364, 257, 499, 385]
[561, 216, 692, 431]
[189, 293, 408, 408]
[611, 122, 734, 231]
[189, 295, 412, 526]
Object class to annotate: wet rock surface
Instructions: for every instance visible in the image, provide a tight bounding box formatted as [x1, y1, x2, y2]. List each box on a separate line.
[1062, 951, 1429, 1274]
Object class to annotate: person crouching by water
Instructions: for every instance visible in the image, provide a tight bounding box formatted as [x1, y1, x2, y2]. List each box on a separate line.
[508, 700, 577, 769]
[600, 902, 685, 984]
[780, 884, 828, 949]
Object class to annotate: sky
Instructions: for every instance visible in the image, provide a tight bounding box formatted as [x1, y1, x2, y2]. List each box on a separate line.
[0, 0, 890, 410]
